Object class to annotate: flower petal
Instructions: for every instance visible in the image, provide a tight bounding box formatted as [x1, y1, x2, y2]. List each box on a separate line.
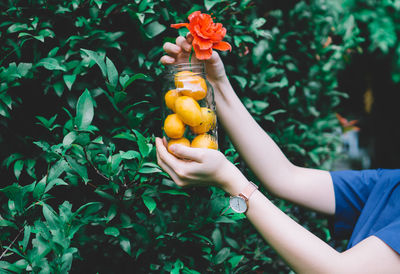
[193, 44, 213, 60]
[171, 23, 189, 29]
[188, 11, 201, 21]
[212, 41, 232, 51]
[193, 35, 213, 50]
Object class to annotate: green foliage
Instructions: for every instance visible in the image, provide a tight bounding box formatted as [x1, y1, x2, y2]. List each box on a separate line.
[0, 0, 362, 273]
[342, 0, 400, 82]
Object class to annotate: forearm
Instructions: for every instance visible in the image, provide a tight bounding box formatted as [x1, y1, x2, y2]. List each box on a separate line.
[221, 169, 339, 273]
[211, 77, 296, 195]
[210, 77, 335, 214]
[246, 189, 340, 273]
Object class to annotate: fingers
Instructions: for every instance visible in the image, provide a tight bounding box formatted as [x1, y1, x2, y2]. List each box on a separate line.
[162, 136, 167, 147]
[163, 42, 181, 56]
[169, 144, 204, 162]
[156, 137, 188, 175]
[160, 36, 193, 65]
[176, 36, 192, 52]
[156, 138, 184, 185]
[186, 33, 193, 44]
[160, 55, 175, 65]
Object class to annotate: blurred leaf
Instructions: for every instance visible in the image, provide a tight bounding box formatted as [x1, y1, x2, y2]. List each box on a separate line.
[106, 57, 118, 88]
[81, 49, 107, 77]
[63, 74, 76, 91]
[142, 195, 156, 213]
[213, 247, 230, 265]
[104, 226, 120, 237]
[144, 21, 166, 38]
[76, 89, 94, 130]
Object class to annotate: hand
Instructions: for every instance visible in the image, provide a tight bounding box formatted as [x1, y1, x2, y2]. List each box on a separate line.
[160, 35, 227, 84]
[155, 137, 247, 195]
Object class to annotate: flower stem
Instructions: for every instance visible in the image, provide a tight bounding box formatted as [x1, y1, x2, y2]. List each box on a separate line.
[189, 46, 193, 68]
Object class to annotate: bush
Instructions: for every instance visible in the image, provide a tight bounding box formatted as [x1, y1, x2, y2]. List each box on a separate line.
[0, 0, 361, 273]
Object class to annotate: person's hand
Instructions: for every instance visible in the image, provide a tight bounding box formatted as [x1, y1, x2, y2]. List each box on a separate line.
[160, 35, 227, 84]
[155, 137, 247, 195]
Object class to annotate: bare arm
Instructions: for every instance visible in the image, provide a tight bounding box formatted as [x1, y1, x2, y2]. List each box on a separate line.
[211, 77, 335, 215]
[156, 139, 400, 273]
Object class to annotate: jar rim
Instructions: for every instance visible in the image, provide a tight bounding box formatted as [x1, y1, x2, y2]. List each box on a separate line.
[167, 62, 205, 74]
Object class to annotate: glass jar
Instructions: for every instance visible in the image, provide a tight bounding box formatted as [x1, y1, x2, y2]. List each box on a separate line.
[162, 62, 218, 153]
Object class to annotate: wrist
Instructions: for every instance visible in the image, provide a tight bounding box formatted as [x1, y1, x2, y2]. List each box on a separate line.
[217, 160, 250, 196]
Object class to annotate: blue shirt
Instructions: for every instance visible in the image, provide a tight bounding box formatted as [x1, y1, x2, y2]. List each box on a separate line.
[330, 169, 400, 254]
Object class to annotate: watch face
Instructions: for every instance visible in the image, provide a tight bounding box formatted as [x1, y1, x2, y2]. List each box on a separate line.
[230, 196, 247, 213]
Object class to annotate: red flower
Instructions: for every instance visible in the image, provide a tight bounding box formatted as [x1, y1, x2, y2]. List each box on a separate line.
[336, 113, 360, 133]
[171, 11, 231, 60]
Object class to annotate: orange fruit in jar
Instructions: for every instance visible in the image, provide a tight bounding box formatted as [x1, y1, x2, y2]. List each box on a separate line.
[175, 71, 207, 101]
[174, 71, 195, 87]
[174, 96, 202, 127]
[163, 114, 186, 139]
[191, 134, 218, 150]
[165, 89, 180, 112]
[167, 137, 190, 155]
[190, 107, 216, 134]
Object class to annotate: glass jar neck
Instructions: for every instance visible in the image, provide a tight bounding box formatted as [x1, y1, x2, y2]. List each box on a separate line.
[169, 62, 205, 75]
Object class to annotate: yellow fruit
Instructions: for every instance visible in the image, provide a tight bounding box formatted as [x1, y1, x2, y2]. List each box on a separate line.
[179, 76, 207, 101]
[175, 71, 207, 101]
[174, 96, 202, 127]
[167, 137, 190, 155]
[191, 134, 218, 150]
[174, 71, 195, 87]
[163, 114, 186, 138]
[190, 107, 216, 134]
[164, 89, 180, 112]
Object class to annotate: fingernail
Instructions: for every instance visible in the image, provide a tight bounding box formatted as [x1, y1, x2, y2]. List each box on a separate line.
[169, 144, 177, 152]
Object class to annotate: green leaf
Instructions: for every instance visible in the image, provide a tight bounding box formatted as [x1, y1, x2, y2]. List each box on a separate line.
[104, 226, 120, 237]
[76, 89, 94, 130]
[231, 75, 247, 89]
[211, 228, 222, 251]
[106, 57, 118, 88]
[65, 156, 89, 183]
[45, 178, 68, 193]
[33, 178, 46, 199]
[204, 0, 222, 10]
[171, 259, 184, 274]
[119, 236, 131, 256]
[20, 226, 31, 252]
[61, 252, 74, 273]
[120, 150, 140, 160]
[0, 184, 22, 199]
[122, 73, 148, 90]
[132, 130, 150, 157]
[14, 160, 24, 180]
[36, 57, 67, 71]
[42, 203, 60, 230]
[228, 255, 243, 268]
[63, 74, 76, 91]
[107, 204, 117, 223]
[213, 247, 230, 265]
[144, 21, 166, 38]
[75, 202, 103, 216]
[142, 195, 156, 213]
[48, 159, 68, 181]
[81, 48, 107, 77]
[138, 167, 161, 174]
[63, 131, 77, 146]
[159, 189, 190, 197]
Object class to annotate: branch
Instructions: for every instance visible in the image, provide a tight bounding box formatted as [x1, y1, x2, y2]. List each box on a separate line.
[0, 227, 24, 260]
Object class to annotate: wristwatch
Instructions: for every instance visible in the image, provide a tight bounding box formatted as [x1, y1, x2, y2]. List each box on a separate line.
[229, 181, 258, 213]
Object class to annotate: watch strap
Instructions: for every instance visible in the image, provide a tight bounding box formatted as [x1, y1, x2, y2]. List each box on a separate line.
[239, 181, 258, 201]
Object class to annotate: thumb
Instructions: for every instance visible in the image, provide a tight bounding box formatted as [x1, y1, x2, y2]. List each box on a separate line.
[169, 144, 203, 162]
